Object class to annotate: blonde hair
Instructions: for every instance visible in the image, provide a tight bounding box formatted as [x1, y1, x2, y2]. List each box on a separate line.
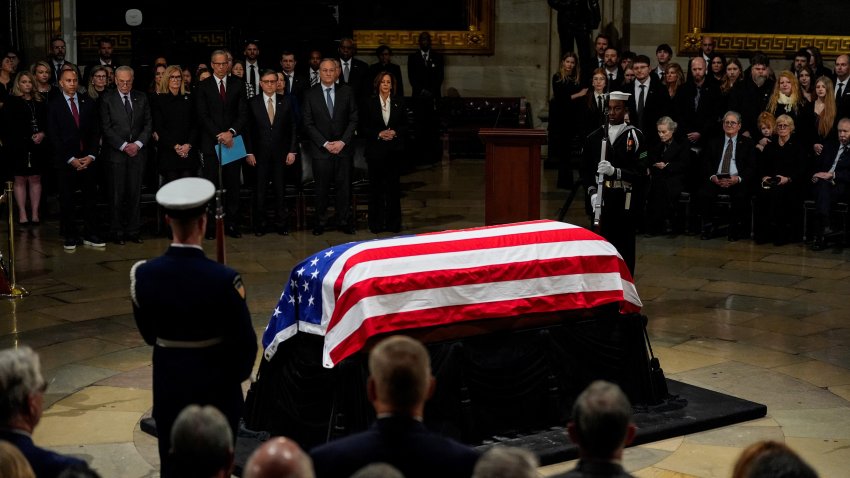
[767, 71, 803, 116]
[815, 76, 837, 139]
[0, 441, 36, 478]
[158, 65, 186, 94]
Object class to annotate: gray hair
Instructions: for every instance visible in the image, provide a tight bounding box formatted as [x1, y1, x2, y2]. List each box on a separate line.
[472, 447, 539, 478]
[114, 65, 134, 77]
[656, 116, 678, 132]
[170, 405, 233, 477]
[724, 110, 743, 124]
[0, 347, 45, 425]
[570, 380, 632, 459]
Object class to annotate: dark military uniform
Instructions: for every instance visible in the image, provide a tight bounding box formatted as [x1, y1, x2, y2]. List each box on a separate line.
[131, 245, 257, 477]
[583, 124, 648, 274]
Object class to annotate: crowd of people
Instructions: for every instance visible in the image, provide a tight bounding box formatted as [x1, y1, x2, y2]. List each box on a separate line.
[0, 32, 444, 245]
[0, 338, 820, 477]
[549, 36, 850, 251]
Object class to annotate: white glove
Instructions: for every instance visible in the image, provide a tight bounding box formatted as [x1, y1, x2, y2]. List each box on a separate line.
[591, 193, 600, 209]
[597, 160, 615, 176]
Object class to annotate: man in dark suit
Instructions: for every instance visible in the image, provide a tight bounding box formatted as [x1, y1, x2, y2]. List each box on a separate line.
[302, 58, 358, 235]
[624, 55, 665, 144]
[368, 44, 405, 98]
[100, 66, 152, 244]
[677, 56, 720, 151]
[48, 36, 70, 87]
[551, 381, 636, 478]
[245, 437, 314, 478]
[408, 32, 444, 164]
[737, 54, 774, 138]
[697, 111, 755, 241]
[243, 40, 267, 98]
[131, 177, 257, 478]
[245, 69, 298, 236]
[338, 37, 370, 102]
[279, 51, 308, 101]
[602, 47, 625, 91]
[0, 346, 92, 478]
[83, 37, 118, 86]
[195, 49, 249, 238]
[810, 118, 850, 250]
[47, 68, 105, 251]
[309, 336, 480, 478]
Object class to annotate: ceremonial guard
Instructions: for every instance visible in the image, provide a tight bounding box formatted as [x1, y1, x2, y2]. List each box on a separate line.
[130, 177, 257, 477]
[582, 91, 648, 274]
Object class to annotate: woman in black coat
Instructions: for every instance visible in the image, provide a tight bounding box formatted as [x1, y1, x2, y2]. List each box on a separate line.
[2, 71, 49, 223]
[646, 116, 690, 235]
[152, 65, 199, 184]
[363, 72, 408, 233]
[549, 52, 587, 189]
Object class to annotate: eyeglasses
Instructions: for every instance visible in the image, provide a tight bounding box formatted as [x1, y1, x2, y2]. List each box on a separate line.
[169, 75, 182, 80]
[93, 74, 107, 79]
[260, 79, 277, 84]
[723, 121, 739, 126]
[776, 124, 791, 129]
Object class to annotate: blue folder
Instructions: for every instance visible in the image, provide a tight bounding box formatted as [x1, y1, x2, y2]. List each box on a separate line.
[216, 135, 247, 165]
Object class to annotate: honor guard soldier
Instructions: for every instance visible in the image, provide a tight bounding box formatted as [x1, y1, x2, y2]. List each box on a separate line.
[583, 91, 648, 275]
[130, 177, 257, 477]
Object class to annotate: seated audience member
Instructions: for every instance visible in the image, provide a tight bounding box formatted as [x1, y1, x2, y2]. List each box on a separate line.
[552, 380, 636, 478]
[309, 335, 480, 478]
[697, 111, 755, 241]
[244, 437, 314, 478]
[809, 117, 850, 250]
[169, 405, 234, 478]
[0, 440, 35, 478]
[472, 447, 539, 478]
[0, 346, 90, 477]
[56, 465, 102, 478]
[753, 114, 805, 245]
[646, 116, 690, 235]
[351, 463, 405, 478]
[732, 440, 817, 478]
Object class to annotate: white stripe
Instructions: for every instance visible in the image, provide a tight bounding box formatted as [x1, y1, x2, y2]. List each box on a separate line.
[322, 271, 636, 368]
[338, 239, 619, 295]
[262, 323, 298, 361]
[320, 221, 584, 325]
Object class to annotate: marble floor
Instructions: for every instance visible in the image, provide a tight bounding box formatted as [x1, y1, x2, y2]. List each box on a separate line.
[2, 159, 849, 477]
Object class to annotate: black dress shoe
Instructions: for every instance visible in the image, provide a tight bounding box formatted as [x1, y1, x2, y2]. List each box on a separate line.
[312, 226, 324, 236]
[226, 226, 242, 238]
[113, 235, 125, 245]
[277, 226, 289, 236]
[128, 235, 144, 244]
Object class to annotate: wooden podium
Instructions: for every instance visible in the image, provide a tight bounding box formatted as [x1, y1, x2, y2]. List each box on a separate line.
[479, 128, 548, 225]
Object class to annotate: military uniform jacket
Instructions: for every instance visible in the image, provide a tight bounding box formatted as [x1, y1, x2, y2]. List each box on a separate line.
[130, 246, 257, 432]
[582, 124, 648, 188]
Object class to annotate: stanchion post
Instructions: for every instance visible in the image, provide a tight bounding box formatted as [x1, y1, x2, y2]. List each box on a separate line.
[1, 181, 30, 299]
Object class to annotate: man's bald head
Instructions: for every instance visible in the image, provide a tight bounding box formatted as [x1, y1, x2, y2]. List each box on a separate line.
[244, 437, 314, 478]
[368, 335, 433, 414]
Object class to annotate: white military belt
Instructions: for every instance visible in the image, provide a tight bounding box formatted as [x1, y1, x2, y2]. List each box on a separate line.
[155, 337, 224, 348]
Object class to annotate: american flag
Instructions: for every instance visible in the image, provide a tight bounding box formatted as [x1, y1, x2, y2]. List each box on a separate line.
[262, 220, 641, 368]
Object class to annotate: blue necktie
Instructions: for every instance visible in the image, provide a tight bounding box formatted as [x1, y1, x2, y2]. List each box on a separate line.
[325, 87, 334, 116]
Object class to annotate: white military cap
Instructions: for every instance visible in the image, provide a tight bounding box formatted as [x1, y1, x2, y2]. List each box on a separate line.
[156, 177, 215, 218]
[608, 91, 632, 102]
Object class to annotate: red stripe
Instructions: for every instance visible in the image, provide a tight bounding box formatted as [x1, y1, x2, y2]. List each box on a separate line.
[327, 254, 628, 331]
[330, 227, 608, 299]
[328, 290, 639, 364]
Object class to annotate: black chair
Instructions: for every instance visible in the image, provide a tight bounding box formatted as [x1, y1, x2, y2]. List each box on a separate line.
[802, 199, 849, 245]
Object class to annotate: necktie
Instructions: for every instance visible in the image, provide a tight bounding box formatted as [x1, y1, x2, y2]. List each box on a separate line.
[219, 79, 226, 102]
[423, 52, 428, 63]
[830, 146, 846, 173]
[609, 73, 614, 84]
[250, 65, 257, 94]
[69, 95, 80, 127]
[694, 86, 701, 112]
[287, 74, 293, 94]
[838, 82, 845, 98]
[343, 62, 350, 83]
[638, 84, 646, 117]
[325, 87, 334, 116]
[597, 95, 603, 113]
[123, 95, 133, 120]
[267, 97, 275, 124]
[720, 138, 733, 175]
[311, 71, 318, 86]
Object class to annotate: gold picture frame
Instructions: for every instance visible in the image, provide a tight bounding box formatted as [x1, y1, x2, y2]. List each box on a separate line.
[353, 0, 494, 55]
[678, 0, 850, 58]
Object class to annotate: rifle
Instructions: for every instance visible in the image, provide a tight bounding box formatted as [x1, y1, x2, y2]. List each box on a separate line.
[592, 94, 611, 231]
[215, 142, 226, 264]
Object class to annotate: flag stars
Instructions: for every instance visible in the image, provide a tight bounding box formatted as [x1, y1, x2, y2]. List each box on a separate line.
[308, 296, 315, 306]
[310, 257, 320, 267]
[273, 307, 282, 317]
[301, 281, 309, 291]
[324, 250, 335, 258]
[297, 293, 302, 304]
[310, 270, 319, 279]
[288, 295, 295, 305]
[290, 279, 297, 289]
[296, 267, 306, 277]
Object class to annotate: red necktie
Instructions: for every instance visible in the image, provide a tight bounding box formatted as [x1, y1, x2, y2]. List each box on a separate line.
[69, 95, 80, 127]
[219, 79, 226, 102]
